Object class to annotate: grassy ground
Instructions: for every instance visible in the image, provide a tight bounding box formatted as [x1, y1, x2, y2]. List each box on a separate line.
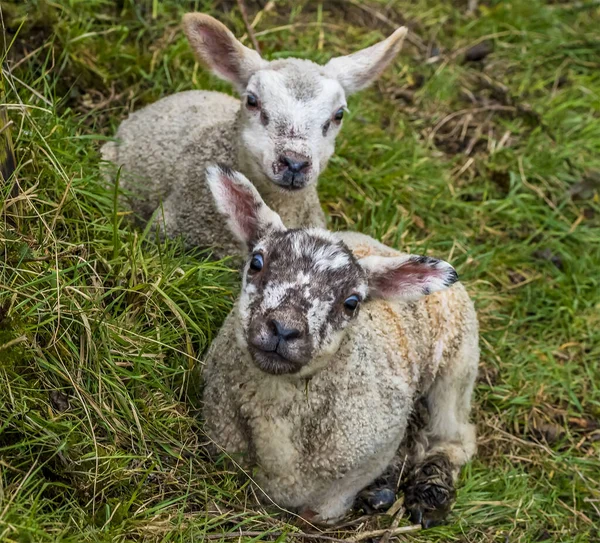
[1, 0, 599, 541]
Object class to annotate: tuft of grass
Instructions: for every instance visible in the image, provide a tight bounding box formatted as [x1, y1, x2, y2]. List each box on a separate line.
[1, 0, 599, 541]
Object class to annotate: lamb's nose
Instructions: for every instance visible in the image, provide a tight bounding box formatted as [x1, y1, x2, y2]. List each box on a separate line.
[270, 319, 302, 341]
[279, 153, 310, 174]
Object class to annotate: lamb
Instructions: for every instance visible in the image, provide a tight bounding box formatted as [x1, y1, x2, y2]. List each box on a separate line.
[101, 13, 407, 257]
[201, 165, 479, 527]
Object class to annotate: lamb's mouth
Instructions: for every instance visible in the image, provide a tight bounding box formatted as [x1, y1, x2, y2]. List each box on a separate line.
[268, 167, 312, 191]
[248, 346, 303, 375]
[271, 176, 309, 191]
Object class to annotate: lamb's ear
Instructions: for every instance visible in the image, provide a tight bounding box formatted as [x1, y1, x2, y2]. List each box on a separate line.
[182, 13, 266, 92]
[324, 27, 408, 95]
[206, 164, 285, 249]
[360, 254, 458, 301]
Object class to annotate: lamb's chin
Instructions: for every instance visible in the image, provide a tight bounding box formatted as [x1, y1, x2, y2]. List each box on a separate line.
[249, 348, 303, 375]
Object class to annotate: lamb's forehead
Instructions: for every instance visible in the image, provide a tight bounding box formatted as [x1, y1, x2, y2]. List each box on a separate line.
[250, 59, 345, 106]
[255, 229, 367, 293]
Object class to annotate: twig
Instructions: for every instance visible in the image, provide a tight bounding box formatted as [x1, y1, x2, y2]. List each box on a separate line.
[557, 498, 593, 525]
[50, 175, 74, 232]
[203, 531, 347, 542]
[4, 244, 85, 263]
[518, 156, 568, 224]
[0, 119, 13, 136]
[254, 22, 345, 38]
[428, 105, 516, 144]
[202, 526, 422, 542]
[493, 425, 557, 458]
[237, 0, 261, 54]
[344, 0, 426, 53]
[380, 497, 405, 543]
[10, 41, 52, 71]
[347, 524, 422, 542]
[468, 0, 479, 13]
[2, 69, 53, 107]
[251, 1, 276, 29]
[0, 335, 27, 352]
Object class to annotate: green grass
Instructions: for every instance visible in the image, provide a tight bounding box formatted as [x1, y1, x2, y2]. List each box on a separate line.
[1, 0, 599, 541]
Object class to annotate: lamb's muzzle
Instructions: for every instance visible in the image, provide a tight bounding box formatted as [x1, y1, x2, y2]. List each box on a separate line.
[248, 311, 311, 374]
[275, 152, 312, 189]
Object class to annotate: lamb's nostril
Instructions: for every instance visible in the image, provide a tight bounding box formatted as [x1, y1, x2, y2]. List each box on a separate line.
[279, 154, 310, 174]
[270, 319, 302, 341]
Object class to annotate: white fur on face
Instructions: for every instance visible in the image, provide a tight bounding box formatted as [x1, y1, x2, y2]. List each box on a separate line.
[261, 280, 300, 311]
[238, 60, 346, 189]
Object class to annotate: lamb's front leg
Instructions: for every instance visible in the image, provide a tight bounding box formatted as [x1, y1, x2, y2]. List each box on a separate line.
[304, 443, 398, 525]
[203, 379, 249, 460]
[402, 339, 478, 528]
[202, 316, 251, 461]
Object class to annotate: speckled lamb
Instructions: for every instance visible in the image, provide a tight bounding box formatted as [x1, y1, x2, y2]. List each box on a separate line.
[101, 13, 407, 257]
[201, 165, 479, 526]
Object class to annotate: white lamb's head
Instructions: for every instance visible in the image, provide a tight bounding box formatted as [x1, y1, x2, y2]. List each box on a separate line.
[183, 13, 407, 192]
[207, 165, 459, 377]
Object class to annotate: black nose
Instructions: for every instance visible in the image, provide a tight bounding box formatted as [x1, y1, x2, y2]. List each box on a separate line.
[279, 154, 310, 174]
[271, 319, 301, 341]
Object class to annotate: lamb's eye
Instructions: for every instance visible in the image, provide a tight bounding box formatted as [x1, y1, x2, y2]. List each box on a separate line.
[334, 108, 344, 122]
[246, 93, 259, 109]
[343, 294, 360, 314]
[249, 253, 264, 272]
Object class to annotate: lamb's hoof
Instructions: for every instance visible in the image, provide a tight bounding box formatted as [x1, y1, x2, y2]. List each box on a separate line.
[299, 508, 318, 522]
[407, 503, 448, 529]
[356, 486, 396, 514]
[402, 453, 456, 529]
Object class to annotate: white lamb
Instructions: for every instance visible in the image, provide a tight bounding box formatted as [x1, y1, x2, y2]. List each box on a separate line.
[101, 13, 407, 257]
[201, 165, 479, 527]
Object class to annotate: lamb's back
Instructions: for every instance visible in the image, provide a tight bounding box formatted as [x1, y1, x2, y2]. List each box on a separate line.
[101, 90, 240, 219]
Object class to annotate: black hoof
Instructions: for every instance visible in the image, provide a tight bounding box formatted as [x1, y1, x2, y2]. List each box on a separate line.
[402, 453, 456, 529]
[355, 486, 396, 514]
[408, 505, 447, 529]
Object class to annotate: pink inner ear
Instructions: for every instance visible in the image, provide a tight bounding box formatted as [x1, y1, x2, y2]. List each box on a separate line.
[371, 260, 445, 297]
[220, 173, 259, 242]
[197, 24, 241, 81]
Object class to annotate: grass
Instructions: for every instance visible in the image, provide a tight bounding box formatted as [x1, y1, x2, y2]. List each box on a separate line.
[1, 0, 599, 541]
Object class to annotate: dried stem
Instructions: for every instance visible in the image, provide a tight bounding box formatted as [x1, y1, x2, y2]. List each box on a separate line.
[237, 0, 261, 54]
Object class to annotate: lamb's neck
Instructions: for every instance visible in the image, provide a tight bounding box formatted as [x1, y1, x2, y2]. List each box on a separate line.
[240, 351, 334, 400]
[264, 186, 324, 229]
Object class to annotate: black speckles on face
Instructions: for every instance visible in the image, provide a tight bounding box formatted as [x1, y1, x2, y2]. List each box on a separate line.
[284, 69, 321, 103]
[260, 110, 269, 126]
[275, 120, 307, 140]
[243, 230, 368, 357]
[267, 59, 328, 104]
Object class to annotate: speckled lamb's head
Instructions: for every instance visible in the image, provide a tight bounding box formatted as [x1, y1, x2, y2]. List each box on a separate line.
[183, 13, 407, 192]
[207, 165, 459, 377]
